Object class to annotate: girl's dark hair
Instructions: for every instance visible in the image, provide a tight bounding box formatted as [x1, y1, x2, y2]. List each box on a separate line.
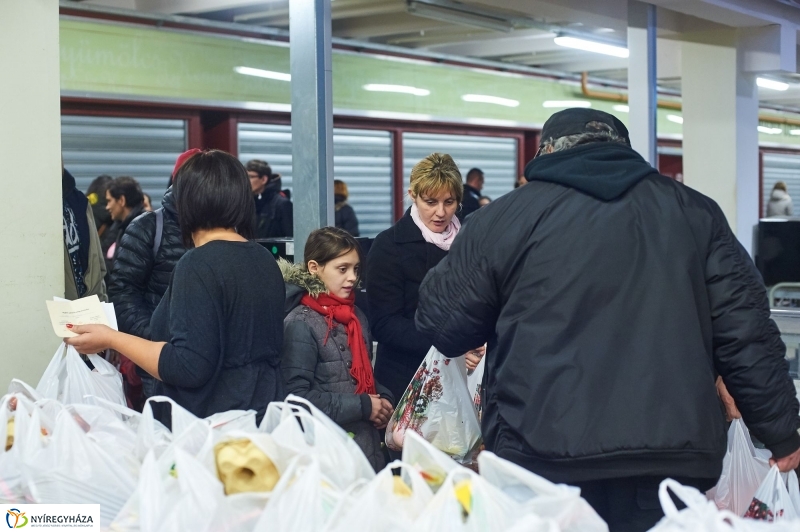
[304, 226, 363, 277]
[173, 150, 256, 248]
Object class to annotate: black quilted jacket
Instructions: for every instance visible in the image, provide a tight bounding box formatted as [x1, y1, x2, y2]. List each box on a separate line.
[108, 187, 186, 340]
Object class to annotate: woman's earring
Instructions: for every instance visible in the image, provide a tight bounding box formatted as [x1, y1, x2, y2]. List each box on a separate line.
[458, 203, 463, 212]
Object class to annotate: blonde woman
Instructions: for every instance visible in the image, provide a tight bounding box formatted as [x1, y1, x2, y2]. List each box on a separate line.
[366, 153, 482, 400]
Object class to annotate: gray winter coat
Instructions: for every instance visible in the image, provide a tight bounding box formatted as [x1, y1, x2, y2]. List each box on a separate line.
[279, 261, 394, 471]
[767, 189, 793, 217]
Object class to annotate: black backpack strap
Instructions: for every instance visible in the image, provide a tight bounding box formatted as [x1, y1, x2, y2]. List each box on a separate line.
[152, 208, 164, 257]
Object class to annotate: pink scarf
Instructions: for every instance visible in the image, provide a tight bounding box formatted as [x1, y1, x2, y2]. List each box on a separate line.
[410, 203, 461, 251]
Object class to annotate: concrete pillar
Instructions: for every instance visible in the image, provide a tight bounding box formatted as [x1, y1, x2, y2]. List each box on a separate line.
[290, 0, 334, 261]
[682, 31, 759, 255]
[627, 0, 657, 166]
[0, 0, 64, 388]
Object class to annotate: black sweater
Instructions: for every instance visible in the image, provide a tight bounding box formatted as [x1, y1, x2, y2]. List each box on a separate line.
[151, 240, 285, 420]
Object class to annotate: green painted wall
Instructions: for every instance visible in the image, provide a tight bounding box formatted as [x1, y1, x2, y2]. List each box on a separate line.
[59, 18, 800, 146]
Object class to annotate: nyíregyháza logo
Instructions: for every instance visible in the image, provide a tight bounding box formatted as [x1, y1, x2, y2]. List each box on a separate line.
[6, 509, 27, 529]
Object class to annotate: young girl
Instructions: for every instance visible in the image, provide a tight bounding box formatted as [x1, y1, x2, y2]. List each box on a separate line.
[280, 227, 394, 471]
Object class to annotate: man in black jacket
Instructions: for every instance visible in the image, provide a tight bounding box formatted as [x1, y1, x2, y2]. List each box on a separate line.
[416, 108, 800, 531]
[247, 159, 293, 238]
[458, 167, 483, 222]
[108, 149, 200, 404]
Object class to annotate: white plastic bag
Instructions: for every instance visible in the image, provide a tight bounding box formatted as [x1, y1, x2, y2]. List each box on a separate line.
[710, 419, 771, 516]
[205, 492, 270, 532]
[207, 410, 258, 433]
[402, 430, 464, 493]
[414, 466, 521, 532]
[136, 396, 210, 462]
[36, 343, 125, 406]
[253, 455, 341, 532]
[467, 354, 485, 421]
[141, 447, 224, 532]
[478, 451, 608, 532]
[22, 406, 137, 527]
[386, 348, 481, 463]
[325, 460, 434, 532]
[0, 394, 46, 503]
[260, 395, 374, 488]
[651, 479, 738, 532]
[743, 466, 800, 521]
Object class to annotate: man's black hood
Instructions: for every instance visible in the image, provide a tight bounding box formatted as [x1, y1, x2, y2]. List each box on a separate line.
[524, 142, 657, 201]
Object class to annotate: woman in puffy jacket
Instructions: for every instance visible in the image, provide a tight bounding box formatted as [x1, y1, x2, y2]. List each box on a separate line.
[281, 227, 394, 470]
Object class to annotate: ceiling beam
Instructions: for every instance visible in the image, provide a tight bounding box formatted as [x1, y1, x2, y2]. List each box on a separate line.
[134, 0, 273, 15]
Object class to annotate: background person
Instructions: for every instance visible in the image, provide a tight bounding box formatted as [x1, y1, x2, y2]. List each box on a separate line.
[334, 179, 360, 236]
[63, 164, 106, 301]
[105, 176, 145, 270]
[479, 196, 492, 207]
[366, 153, 482, 401]
[247, 159, 293, 238]
[415, 108, 800, 532]
[85, 174, 116, 257]
[108, 148, 200, 406]
[767, 181, 793, 217]
[458, 167, 483, 221]
[281, 227, 393, 470]
[66, 150, 286, 421]
[142, 193, 153, 212]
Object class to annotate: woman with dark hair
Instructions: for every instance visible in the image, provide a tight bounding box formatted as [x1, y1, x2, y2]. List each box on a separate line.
[65, 150, 285, 420]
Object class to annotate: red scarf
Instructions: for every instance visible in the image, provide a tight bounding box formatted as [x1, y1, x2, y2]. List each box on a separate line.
[300, 292, 377, 395]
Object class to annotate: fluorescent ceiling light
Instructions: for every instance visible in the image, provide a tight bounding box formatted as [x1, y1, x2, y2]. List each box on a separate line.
[234, 66, 291, 81]
[542, 100, 591, 108]
[363, 84, 430, 96]
[758, 126, 783, 135]
[554, 36, 629, 58]
[462, 94, 520, 107]
[757, 77, 789, 91]
[612, 104, 630, 113]
[407, 1, 513, 32]
[667, 114, 683, 124]
[790, 129, 800, 136]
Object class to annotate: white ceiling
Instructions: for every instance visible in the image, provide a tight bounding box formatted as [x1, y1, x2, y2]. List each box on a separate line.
[72, 0, 800, 108]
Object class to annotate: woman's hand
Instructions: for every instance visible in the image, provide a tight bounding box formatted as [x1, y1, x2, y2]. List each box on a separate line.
[369, 394, 393, 430]
[63, 324, 117, 355]
[465, 345, 486, 371]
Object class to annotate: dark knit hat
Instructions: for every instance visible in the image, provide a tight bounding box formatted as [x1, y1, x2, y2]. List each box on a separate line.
[540, 108, 630, 147]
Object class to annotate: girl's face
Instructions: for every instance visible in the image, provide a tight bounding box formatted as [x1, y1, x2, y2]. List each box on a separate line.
[410, 188, 458, 233]
[308, 248, 360, 299]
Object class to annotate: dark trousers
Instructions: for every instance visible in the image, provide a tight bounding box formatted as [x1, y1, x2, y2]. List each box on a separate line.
[571, 476, 716, 532]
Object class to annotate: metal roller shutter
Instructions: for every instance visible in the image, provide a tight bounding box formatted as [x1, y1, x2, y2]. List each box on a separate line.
[763, 153, 800, 217]
[402, 132, 518, 209]
[238, 123, 394, 238]
[61, 116, 188, 210]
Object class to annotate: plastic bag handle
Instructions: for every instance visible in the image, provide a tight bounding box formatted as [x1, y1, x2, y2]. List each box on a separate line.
[86, 395, 139, 419]
[658, 478, 702, 518]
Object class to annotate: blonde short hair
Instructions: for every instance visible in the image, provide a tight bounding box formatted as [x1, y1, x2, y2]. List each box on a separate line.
[409, 153, 464, 204]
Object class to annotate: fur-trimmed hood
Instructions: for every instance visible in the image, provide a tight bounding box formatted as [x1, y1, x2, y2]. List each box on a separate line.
[278, 258, 328, 315]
